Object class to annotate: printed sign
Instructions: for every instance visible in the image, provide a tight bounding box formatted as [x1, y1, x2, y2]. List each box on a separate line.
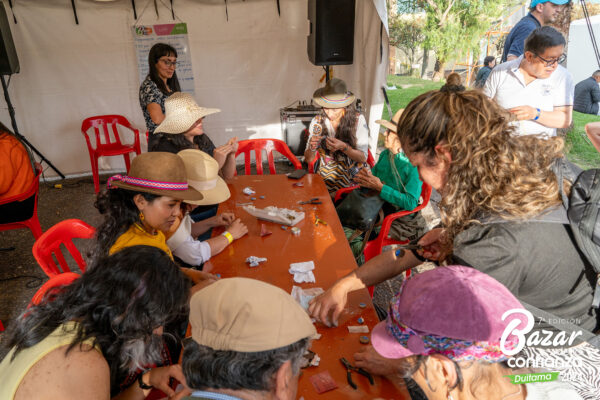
[133, 23, 194, 95]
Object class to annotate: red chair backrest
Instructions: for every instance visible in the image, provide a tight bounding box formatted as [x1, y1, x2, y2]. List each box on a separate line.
[81, 115, 136, 149]
[235, 139, 302, 175]
[32, 219, 96, 277]
[30, 272, 81, 306]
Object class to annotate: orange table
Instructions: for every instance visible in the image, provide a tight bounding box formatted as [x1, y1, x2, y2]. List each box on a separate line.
[203, 173, 409, 399]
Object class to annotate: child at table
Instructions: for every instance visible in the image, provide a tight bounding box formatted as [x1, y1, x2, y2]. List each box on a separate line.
[167, 149, 248, 268]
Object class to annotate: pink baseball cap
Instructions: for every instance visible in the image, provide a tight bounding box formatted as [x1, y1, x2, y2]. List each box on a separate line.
[371, 266, 525, 362]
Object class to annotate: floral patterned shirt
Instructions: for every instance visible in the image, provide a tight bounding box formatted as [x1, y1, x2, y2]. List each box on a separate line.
[139, 76, 171, 135]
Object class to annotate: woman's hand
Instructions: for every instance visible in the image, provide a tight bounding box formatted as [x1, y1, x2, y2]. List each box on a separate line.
[307, 281, 349, 327]
[227, 136, 239, 154]
[213, 213, 235, 226]
[354, 168, 383, 191]
[325, 137, 348, 152]
[146, 365, 191, 398]
[227, 218, 248, 240]
[186, 268, 220, 284]
[509, 105, 537, 121]
[353, 346, 402, 377]
[417, 227, 449, 261]
[309, 135, 323, 151]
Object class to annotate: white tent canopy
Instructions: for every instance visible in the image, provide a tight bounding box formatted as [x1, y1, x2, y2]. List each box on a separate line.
[0, 0, 388, 178]
[567, 14, 600, 85]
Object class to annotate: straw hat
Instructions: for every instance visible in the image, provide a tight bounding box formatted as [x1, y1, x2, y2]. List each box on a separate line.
[177, 149, 230, 205]
[190, 277, 316, 352]
[154, 92, 220, 135]
[375, 109, 404, 133]
[107, 152, 203, 201]
[312, 78, 356, 109]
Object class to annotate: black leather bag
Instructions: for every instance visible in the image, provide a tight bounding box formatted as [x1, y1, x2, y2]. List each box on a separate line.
[336, 187, 385, 231]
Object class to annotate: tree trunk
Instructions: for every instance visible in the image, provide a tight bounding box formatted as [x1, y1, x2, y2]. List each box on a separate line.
[421, 47, 429, 79]
[432, 58, 445, 82]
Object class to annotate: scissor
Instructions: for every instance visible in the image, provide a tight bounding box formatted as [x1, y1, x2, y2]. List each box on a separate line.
[299, 197, 322, 205]
[340, 357, 374, 390]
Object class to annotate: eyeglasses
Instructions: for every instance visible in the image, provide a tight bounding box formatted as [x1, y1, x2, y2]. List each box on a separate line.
[160, 59, 178, 68]
[534, 53, 566, 67]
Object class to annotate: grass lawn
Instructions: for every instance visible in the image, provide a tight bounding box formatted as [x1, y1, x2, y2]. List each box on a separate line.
[380, 76, 600, 169]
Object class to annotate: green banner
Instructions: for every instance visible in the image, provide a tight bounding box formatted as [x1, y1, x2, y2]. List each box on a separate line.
[505, 372, 560, 384]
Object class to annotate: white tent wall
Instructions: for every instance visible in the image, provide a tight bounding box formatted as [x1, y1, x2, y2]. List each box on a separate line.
[0, 0, 388, 178]
[567, 15, 600, 86]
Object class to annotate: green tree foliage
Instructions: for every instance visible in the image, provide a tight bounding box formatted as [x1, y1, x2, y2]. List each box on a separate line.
[395, 0, 515, 78]
[389, 14, 426, 71]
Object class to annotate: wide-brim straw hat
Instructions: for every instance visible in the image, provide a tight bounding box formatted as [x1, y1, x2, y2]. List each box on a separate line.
[177, 149, 230, 206]
[154, 92, 220, 135]
[312, 78, 356, 109]
[376, 109, 404, 133]
[107, 152, 203, 201]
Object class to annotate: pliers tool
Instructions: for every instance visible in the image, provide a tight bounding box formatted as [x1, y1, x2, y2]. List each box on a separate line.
[340, 357, 374, 389]
[299, 197, 322, 205]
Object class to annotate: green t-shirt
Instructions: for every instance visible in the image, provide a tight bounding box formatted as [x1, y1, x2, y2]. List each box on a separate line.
[371, 149, 422, 211]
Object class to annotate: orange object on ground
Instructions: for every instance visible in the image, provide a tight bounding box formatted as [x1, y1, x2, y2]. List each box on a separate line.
[0, 131, 35, 200]
[202, 174, 410, 399]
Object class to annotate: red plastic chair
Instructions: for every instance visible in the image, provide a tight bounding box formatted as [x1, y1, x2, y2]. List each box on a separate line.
[235, 139, 301, 175]
[0, 163, 43, 239]
[308, 148, 375, 174]
[81, 115, 142, 193]
[30, 272, 81, 306]
[362, 182, 432, 297]
[32, 219, 96, 277]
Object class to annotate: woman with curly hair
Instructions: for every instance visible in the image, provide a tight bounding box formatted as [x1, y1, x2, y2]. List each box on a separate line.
[304, 78, 369, 194]
[0, 246, 192, 399]
[309, 89, 598, 334]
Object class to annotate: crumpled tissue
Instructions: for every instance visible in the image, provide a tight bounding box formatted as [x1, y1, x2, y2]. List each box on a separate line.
[291, 286, 324, 310]
[289, 261, 315, 283]
[246, 256, 267, 267]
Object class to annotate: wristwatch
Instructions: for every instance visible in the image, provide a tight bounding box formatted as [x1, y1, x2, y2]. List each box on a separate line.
[137, 370, 154, 390]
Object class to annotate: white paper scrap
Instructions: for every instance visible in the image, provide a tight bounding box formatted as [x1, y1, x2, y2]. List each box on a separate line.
[347, 325, 369, 333]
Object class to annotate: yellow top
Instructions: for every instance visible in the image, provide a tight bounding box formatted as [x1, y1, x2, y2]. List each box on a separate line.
[109, 223, 173, 259]
[0, 321, 100, 400]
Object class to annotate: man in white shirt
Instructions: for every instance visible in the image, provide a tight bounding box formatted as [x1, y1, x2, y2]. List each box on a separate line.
[484, 26, 574, 137]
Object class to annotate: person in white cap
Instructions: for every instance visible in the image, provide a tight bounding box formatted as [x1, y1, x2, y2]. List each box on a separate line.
[181, 278, 317, 400]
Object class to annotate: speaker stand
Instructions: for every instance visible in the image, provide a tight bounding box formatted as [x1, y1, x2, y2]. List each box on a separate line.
[323, 65, 331, 83]
[1, 74, 65, 179]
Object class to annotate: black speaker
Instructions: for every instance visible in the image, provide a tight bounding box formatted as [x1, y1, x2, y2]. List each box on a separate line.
[0, 5, 19, 75]
[307, 0, 355, 66]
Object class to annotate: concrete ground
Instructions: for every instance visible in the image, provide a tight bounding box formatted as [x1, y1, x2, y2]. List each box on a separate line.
[0, 161, 440, 360]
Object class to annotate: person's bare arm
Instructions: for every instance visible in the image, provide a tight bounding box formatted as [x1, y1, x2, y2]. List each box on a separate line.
[15, 344, 110, 400]
[325, 137, 367, 163]
[509, 105, 572, 128]
[506, 54, 518, 62]
[586, 122, 600, 154]
[308, 249, 420, 327]
[205, 219, 248, 256]
[146, 103, 165, 125]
